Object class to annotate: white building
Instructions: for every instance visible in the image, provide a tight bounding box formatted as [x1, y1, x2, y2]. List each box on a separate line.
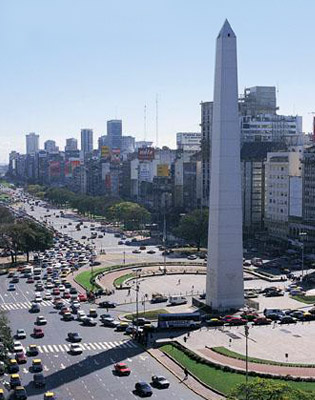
[26, 132, 39, 155]
[264, 147, 303, 239]
[176, 132, 201, 151]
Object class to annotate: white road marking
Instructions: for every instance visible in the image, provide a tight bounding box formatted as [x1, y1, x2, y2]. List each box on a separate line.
[52, 345, 59, 352]
[58, 345, 65, 352]
[47, 345, 54, 352]
[98, 343, 107, 350]
[88, 343, 96, 350]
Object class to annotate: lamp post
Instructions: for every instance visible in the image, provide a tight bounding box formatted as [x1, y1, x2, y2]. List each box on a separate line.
[132, 268, 142, 336]
[299, 232, 307, 279]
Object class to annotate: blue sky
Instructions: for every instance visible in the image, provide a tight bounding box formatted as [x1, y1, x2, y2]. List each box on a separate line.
[0, 0, 314, 162]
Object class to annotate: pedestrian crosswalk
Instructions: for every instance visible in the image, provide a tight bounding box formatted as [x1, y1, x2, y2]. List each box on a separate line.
[37, 340, 137, 354]
[0, 299, 70, 311]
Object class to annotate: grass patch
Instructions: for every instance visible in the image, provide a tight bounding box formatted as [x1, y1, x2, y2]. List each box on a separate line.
[113, 273, 135, 288]
[124, 309, 169, 321]
[292, 295, 315, 304]
[212, 347, 315, 368]
[161, 344, 315, 395]
[75, 267, 110, 291]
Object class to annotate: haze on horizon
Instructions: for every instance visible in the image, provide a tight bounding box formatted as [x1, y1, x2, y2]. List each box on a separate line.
[0, 0, 314, 163]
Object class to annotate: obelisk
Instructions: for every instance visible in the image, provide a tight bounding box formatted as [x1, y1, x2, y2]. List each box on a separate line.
[206, 20, 244, 311]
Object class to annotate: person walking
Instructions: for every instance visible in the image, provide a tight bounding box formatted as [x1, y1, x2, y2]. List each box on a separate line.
[183, 367, 188, 380]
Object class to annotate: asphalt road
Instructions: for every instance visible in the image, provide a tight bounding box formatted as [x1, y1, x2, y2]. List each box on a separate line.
[0, 199, 201, 400]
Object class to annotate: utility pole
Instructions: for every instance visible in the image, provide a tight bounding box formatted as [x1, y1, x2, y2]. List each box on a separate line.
[244, 324, 249, 400]
[300, 232, 307, 279]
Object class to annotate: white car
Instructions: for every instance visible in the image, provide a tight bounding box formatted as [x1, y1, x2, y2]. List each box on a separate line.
[44, 293, 52, 301]
[36, 316, 47, 325]
[13, 341, 24, 353]
[34, 295, 42, 303]
[46, 282, 54, 289]
[59, 285, 65, 292]
[16, 329, 26, 340]
[70, 343, 83, 355]
[76, 310, 86, 321]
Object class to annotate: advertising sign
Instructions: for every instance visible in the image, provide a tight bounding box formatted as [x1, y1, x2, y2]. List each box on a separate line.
[49, 161, 61, 177]
[138, 147, 155, 161]
[157, 164, 169, 177]
[111, 148, 121, 162]
[101, 146, 110, 158]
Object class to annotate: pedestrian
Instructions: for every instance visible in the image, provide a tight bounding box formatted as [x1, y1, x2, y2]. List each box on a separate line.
[183, 336, 187, 343]
[187, 331, 190, 338]
[184, 367, 188, 380]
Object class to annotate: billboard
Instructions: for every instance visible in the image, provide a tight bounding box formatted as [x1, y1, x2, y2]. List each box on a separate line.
[138, 147, 155, 161]
[49, 161, 61, 177]
[64, 160, 80, 178]
[157, 164, 169, 177]
[111, 148, 121, 162]
[139, 162, 151, 182]
[101, 146, 110, 159]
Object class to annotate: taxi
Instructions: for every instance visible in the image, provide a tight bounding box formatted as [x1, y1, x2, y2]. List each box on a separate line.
[88, 309, 98, 318]
[15, 386, 27, 399]
[10, 373, 21, 388]
[0, 388, 4, 400]
[115, 322, 129, 332]
[32, 359, 43, 373]
[8, 358, 19, 373]
[44, 391, 56, 400]
[27, 344, 39, 356]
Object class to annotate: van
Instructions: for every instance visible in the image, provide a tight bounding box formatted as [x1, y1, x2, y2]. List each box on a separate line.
[169, 296, 187, 306]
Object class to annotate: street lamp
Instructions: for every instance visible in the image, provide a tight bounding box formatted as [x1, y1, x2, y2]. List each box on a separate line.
[132, 268, 142, 336]
[299, 232, 307, 279]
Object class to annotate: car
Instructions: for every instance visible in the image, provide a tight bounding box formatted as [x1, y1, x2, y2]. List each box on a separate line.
[114, 362, 131, 376]
[29, 303, 40, 313]
[69, 343, 83, 355]
[16, 329, 27, 340]
[31, 359, 43, 373]
[135, 381, 153, 397]
[44, 391, 56, 400]
[36, 316, 47, 325]
[78, 293, 87, 302]
[14, 386, 28, 400]
[187, 255, 197, 260]
[8, 283, 16, 291]
[63, 312, 74, 321]
[81, 236, 87, 239]
[67, 332, 82, 342]
[147, 250, 156, 254]
[33, 327, 44, 338]
[15, 352, 27, 364]
[63, 291, 71, 299]
[265, 290, 284, 297]
[81, 317, 97, 326]
[118, 240, 124, 245]
[77, 310, 87, 321]
[26, 277, 35, 284]
[0, 388, 4, 400]
[52, 288, 60, 296]
[150, 295, 168, 304]
[139, 246, 146, 250]
[151, 375, 170, 389]
[8, 359, 19, 373]
[279, 316, 297, 324]
[132, 249, 141, 254]
[99, 301, 117, 309]
[43, 293, 52, 301]
[33, 372, 46, 388]
[116, 322, 129, 331]
[88, 309, 98, 318]
[11, 276, 19, 283]
[101, 317, 120, 328]
[228, 317, 247, 326]
[27, 345, 39, 357]
[10, 373, 21, 388]
[13, 341, 24, 353]
[253, 317, 272, 325]
[206, 318, 224, 327]
[60, 306, 71, 315]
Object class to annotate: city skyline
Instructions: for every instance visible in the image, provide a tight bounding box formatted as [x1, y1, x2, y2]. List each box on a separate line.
[1, 0, 315, 162]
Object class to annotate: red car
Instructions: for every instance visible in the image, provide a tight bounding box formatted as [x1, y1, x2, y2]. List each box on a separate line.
[114, 363, 131, 376]
[33, 328, 44, 338]
[78, 294, 87, 302]
[228, 317, 247, 326]
[254, 317, 272, 326]
[15, 352, 27, 364]
[27, 277, 35, 284]
[63, 292, 71, 299]
[60, 307, 71, 315]
[52, 288, 60, 296]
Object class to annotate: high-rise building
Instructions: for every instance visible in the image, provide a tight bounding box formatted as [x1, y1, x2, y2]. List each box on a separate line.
[107, 120, 122, 149]
[98, 135, 109, 150]
[206, 20, 244, 311]
[65, 138, 78, 152]
[200, 102, 213, 206]
[44, 140, 58, 153]
[121, 136, 135, 154]
[176, 132, 201, 151]
[26, 132, 39, 155]
[81, 129, 93, 154]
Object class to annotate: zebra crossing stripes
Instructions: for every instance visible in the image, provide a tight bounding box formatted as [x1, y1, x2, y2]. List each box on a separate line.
[37, 340, 137, 354]
[0, 299, 70, 311]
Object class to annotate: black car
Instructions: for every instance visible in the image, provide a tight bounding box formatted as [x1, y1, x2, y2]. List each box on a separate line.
[67, 332, 82, 342]
[14, 386, 28, 399]
[29, 304, 40, 313]
[135, 382, 153, 397]
[33, 373, 45, 388]
[99, 301, 117, 309]
[69, 288, 77, 295]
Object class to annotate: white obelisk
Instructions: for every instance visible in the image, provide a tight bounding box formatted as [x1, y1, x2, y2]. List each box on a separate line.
[206, 20, 244, 311]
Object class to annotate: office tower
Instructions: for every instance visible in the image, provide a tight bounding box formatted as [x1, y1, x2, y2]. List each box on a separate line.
[107, 120, 122, 149]
[65, 138, 78, 151]
[26, 132, 39, 155]
[81, 129, 93, 154]
[206, 20, 244, 310]
[44, 140, 58, 153]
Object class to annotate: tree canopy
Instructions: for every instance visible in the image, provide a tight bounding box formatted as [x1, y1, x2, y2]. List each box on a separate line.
[108, 201, 151, 230]
[228, 378, 314, 400]
[174, 208, 208, 250]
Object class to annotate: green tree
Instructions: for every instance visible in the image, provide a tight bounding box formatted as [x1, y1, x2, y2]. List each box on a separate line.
[174, 208, 208, 251]
[228, 378, 313, 400]
[108, 201, 151, 230]
[0, 206, 14, 224]
[0, 310, 14, 358]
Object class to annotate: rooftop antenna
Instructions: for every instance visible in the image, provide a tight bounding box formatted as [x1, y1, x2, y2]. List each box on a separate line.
[144, 104, 147, 142]
[155, 94, 159, 148]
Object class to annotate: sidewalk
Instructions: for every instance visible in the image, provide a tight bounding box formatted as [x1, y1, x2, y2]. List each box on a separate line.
[198, 347, 315, 378]
[148, 348, 225, 400]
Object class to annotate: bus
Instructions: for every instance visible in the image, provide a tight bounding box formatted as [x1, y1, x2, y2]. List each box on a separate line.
[158, 313, 201, 329]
